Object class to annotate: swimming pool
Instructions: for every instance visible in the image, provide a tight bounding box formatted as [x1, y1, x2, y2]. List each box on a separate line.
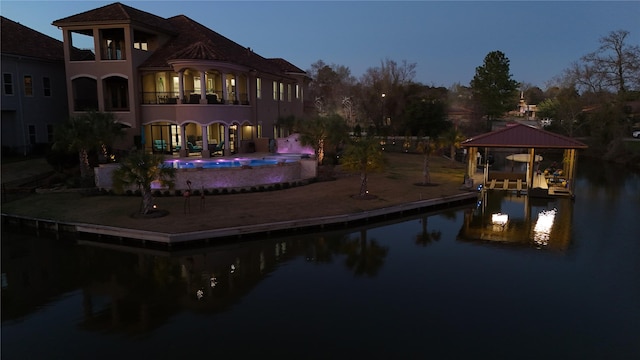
[95, 155, 316, 191]
[164, 156, 299, 169]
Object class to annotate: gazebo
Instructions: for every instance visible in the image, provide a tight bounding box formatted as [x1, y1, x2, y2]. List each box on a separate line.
[460, 123, 588, 197]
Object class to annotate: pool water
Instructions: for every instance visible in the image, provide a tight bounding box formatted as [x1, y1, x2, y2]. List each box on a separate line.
[164, 158, 295, 169]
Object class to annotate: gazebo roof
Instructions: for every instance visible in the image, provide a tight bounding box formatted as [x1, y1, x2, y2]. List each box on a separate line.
[461, 123, 588, 149]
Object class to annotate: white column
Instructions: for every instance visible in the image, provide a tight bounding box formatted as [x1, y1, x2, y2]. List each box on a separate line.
[201, 125, 210, 158]
[221, 72, 228, 103]
[179, 124, 187, 157]
[178, 71, 184, 104]
[200, 70, 206, 103]
[233, 74, 239, 103]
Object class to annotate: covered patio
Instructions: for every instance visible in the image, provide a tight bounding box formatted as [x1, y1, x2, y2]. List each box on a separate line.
[461, 123, 588, 198]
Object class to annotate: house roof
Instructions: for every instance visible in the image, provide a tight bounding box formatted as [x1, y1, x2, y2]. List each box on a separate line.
[268, 58, 307, 74]
[461, 123, 588, 149]
[52, 2, 176, 34]
[1, 16, 64, 61]
[140, 15, 297, 78]
[50, 2, 308, 79]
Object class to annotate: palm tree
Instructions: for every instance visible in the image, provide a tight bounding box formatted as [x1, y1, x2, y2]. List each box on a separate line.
[297, 114, 349, 165]
[112, 150, 176, 215]
[442, 127, 466, 161]
[415, 136, 438, 185]
[340, 137, 385, 197]
[52, 111, 123, 184]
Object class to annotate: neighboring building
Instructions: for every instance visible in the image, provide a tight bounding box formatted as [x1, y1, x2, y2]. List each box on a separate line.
[517, 91, 537, 120]
[52, 2, 311, 157]
[1, 16, 69, 156]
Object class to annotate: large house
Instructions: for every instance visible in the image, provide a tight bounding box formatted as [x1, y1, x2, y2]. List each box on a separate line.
[1, 16, 69, 156]
[52, 2, 311, 157]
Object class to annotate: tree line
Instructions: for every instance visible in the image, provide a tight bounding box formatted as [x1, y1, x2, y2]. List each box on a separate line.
[302, 30, 639, 159]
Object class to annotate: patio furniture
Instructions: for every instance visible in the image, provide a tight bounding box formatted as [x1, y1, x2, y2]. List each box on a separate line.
[209, 141, 224, 156]
[187, 142, 202, 153]
[153, 139, 168, 152]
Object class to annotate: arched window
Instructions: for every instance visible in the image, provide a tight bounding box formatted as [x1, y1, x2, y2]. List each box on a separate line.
[72, 77, 98, 111]
[103, 76, 129, 111]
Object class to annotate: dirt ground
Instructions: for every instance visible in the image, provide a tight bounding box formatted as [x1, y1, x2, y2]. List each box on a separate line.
[2, 153, 472, 233]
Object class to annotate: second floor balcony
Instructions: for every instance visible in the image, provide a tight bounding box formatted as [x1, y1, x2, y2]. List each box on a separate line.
[141, 91, 249, 105]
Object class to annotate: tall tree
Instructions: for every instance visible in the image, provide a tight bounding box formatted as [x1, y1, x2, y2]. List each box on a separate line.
[355, 58, 417, 135]
[470, 51, 519, 128]
[307, 60, 356, 116]
[580, 30, 640, 94]
[112, 150, 176, 215]
[401, 84, 449, 137]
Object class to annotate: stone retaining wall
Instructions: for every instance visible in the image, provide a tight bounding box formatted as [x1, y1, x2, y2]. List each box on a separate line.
[95, 159, 317, 191]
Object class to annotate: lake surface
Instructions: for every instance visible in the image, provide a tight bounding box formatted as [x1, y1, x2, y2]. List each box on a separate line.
[2, 159, 639, 359]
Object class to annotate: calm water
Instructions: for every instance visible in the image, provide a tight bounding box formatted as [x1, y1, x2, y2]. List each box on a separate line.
[2, 159, 639, 359]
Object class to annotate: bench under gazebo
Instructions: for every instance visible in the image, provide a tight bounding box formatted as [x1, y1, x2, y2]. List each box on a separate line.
[460, 123, 588, 198]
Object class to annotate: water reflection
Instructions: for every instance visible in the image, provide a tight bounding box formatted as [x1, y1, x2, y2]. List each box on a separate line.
[1, 226, 393, 333]
[458, 191, 573, 251]
[2, 159, 639, 358]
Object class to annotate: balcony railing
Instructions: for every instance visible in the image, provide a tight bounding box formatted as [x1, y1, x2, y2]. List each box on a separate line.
[141, 92, 250, 105]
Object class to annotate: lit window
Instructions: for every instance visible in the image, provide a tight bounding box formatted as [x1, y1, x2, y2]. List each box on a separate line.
[172, 76, 179, 98]
[273, 81, 278, 100]
[133, 31, 148, 51]
[194, 77, 201, 94]
[295, 84, 300, 99]
[279, 83, 284, 102]
[256, 77, 261, 99]
[24, 75, 33, 96]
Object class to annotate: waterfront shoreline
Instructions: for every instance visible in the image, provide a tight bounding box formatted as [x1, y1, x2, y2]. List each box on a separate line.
[2, 153, 474, 246]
